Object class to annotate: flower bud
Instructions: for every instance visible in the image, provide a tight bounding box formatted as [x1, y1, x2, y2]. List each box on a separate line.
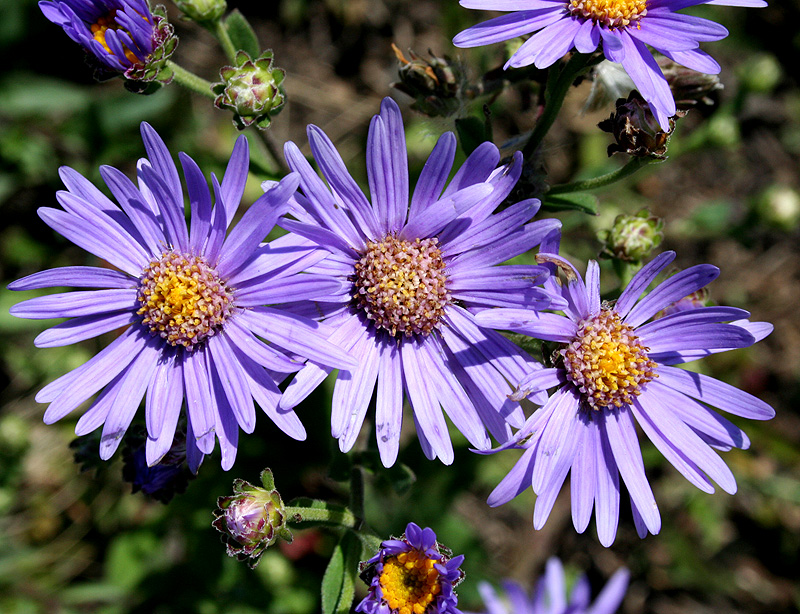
[212, 468, 292, 568]
[599, 209, 664, 263]
[391, 44, 462, 117]
[213, 50, 286, 130]
[174, 0, 227, 22]
[658, 58, 723, 111]
[598, 91, 685, 159]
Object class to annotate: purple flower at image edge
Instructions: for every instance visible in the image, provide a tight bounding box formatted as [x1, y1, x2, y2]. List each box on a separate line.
[356, 522, 465, 614]
[475, 250, 775, 546]
[9, 123, 356, 471]
[38, 0, 175, 80]
[276, 97, 565, 467]
[468, 557, 628, 614]
[453, 0, 768, 129]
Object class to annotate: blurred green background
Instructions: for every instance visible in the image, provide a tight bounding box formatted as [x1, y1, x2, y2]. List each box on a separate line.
[1, 0, 799, 612]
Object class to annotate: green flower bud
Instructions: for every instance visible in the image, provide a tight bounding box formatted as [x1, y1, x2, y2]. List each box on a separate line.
[213, 50, 286, 130]
[599, 209, 664, 263]
[391, 44, 463, 118]
[212, 468, 293, 568]
[174, 0, 227, 22]
[598, 91, 685, 159]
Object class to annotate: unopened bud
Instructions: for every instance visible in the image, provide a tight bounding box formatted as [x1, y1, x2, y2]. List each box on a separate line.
[213, 50, 285, 130]
[599, 209, 664, 263]
[212, 468, 292, 568]
[174, 0, 227, 22]
[391, 44, 462, 117]
[599, 91, 685, 159]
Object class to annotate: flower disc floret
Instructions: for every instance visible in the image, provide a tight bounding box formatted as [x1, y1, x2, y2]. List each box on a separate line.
[568, 0, 648, 29]
[137, 251, 233, 349]
[563, 308, 656, 410]
[90, 9, 143, 64]
[379, 550, 441, 614]
[353, 235, 450, 338]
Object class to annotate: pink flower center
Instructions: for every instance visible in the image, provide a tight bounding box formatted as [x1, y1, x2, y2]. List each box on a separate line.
[562, 308, 656, 410]
[353, 235, 450, 337]
[568, 0, 648, 29]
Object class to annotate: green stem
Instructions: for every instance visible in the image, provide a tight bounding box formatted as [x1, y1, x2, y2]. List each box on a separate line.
[214, 19, 238, 63]
[285, 505, 360, 529]
[548, 157, 654, 195]
[522, 53, 600, 160]
[253, 128, 288, 175]
[168, 61, 215, 100]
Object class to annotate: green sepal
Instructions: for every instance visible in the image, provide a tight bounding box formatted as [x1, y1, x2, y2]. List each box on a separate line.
[225, 9, 260, 58]
[541, 191, 599, 215]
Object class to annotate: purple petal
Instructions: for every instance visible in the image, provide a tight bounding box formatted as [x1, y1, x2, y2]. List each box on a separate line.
[375, 339, 404, 467]
[208, 334, 256, 434]
[35, 311, 135, 348]
[615, 251, 676, 318]
[585, 568, 630, 614]
[333, 329, 379, 451]
[453, 8, 564, 48]
[180, 152, 214, 255]
[182, 346, 216, 454]
[475, 307, 578, 342]
[594, 414, 621, 547]
[409, 132, 456, 218]
[508, 15, 579, 69]
[9, 266, 135, 291]
[487, 446, 535, 506]
[11, 288, 137, 319]
[220, 135, 249, 227]
[571, 416, 596, 533]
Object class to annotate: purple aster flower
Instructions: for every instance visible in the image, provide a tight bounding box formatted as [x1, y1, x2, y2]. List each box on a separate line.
[38, 0, 176, 83]
[276, 97, 563, 467]
[475, 250, 775, 545]
[9, 123, 356, 471]
[453, 0, 767, 129]
[356, 522, 465, 614]
[468, 557, 628, 614]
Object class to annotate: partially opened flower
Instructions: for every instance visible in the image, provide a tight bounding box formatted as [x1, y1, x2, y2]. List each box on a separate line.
[277, 97, 563, 467]
[10, 123, 355, 471]
[453, 0, 767, 129]
[476, 251, 775, 545]
[356, 522, 465, 614]
[469, 557, 628, 614]
[39, 0, 177, 85]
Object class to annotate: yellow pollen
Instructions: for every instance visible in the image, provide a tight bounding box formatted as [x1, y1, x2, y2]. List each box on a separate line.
[90, 11, 145, 64]
[563, 309, 656, 410]
[568, 0, 648, 29]
[137, 251, 233, 349]
[380, 550, 441, 614]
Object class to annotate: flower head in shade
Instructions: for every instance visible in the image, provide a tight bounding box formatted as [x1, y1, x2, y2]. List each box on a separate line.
[453, 0, 767, 129]
[277, 97, 563, 467]
[9, 123, 356, 471]
[38, 0, 177, 86]
[476, 250, 775, 545]
[356, 522, 465, 614]
[469, 557, 628, 614]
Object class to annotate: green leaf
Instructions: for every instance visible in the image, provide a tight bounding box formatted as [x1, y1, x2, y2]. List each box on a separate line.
[321, 539, 344, 614]
[541, 191, 598, 214]
[225, 10, 261, 59]
[455, 115, 490, 157]
[336, 531, 362, 614]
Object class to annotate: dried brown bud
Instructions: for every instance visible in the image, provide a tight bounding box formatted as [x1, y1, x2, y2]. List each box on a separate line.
[391, 44, 463, 117]
[658, 58, 723, 111]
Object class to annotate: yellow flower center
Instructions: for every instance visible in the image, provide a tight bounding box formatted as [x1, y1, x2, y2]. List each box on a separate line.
[353, 235, 450, 337]
[90, 11, 144, 64]
[379, 550, 441, 614]
[563, 309, 656, 410]
[137, 251, 233, 349]
[568, 0, 648, 29]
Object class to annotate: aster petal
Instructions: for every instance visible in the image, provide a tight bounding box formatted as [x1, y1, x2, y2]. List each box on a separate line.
[447, 220, 562, 271]
[35, 311, 135, 348]
[138, 164, 189, 253]
[637, 306, 750, 337]
[640, 322, 755, 353]
[38, 328, 143, 420]
[460, 0, 564, 7]
[574, 19, 600, 53]
[375, 338, 404, 467]
[441, 142, 500, 197]
[210, 370, 240, 471]
[182, 346, 217, 454]
[628, 18, 707, 52]
[203, 176, 228, 264]
[615, 251, 676, 317]
[594, 415, 621, 547]
[703, 0, 766, 6]
[334, 332, 380, 452]
[140, 123, 184, 227]
[475, 307, 578, 342]
[145, 386, 182, 467]
[9, 266, 135, 291]
[644, 11, 728, 41]
[657, 366, 775, 420]
[371, 98, 409, 233]
[240, 308, 358, 370]
[208, 334, 256, 434]
[409, 132, 457, 218]
[307, 125, 381, 238]
[508, 16, 580, 69]
[223, 317, 301, 372]
[277, 218, 360, 259]
[402, 339, 454, 464]
[180, 152, 214, 255]
[659, 47, 721, 74]
[185, 419, 204, 474]
[400, 183, 493, 240]
[145, 351, 182, 441]
[453, 9, 564, 48]
[11, 288, 137, 319]
[487, 446, 536, 507]
[514, 367, 566, 399]
[624, 264, 719, 329]
[532, 386, 582, 494]
[220, 135, 250, 227]
[602, 407, 661, 535]
[37, 207, 147, 276]
[543, 558, 568, 612]
[571, 415, 596, 534]
[586, 260, 601, 315]
[585, 568, 630, 614]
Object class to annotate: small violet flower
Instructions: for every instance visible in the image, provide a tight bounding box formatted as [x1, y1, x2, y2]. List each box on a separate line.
[453, 0, 768, 129]
[356, 522, 465, 614]
[476, 250, 775, 546]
